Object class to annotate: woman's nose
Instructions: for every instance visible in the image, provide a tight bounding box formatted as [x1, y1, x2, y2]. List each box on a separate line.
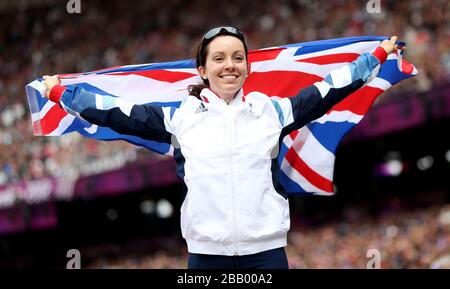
[224, 58, 236, 69]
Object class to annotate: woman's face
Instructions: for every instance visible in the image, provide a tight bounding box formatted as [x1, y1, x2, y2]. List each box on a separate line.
[197, 35, 249, 100]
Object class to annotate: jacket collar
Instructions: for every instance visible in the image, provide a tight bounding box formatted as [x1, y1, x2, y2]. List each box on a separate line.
[200, 88, 245, 106]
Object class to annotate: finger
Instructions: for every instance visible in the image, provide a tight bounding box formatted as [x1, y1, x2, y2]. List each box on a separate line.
[389, 37, 397, 46]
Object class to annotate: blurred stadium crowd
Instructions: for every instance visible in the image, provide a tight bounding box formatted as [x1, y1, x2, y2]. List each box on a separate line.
[1, 0, 449, 186]
[1, 0, 450, 269]
[81, 192, 450, 269]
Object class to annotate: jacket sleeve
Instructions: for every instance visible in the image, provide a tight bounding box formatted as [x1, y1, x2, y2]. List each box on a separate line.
[48, 85, 175, 143]
[271, 46, 388, 133]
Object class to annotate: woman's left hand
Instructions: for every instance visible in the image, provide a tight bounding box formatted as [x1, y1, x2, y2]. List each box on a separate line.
[43, 75, 61, 99]
[380, 36, 406, 55]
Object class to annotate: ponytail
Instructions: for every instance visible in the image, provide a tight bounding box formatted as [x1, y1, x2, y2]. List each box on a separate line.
[188, 84, 209, 99]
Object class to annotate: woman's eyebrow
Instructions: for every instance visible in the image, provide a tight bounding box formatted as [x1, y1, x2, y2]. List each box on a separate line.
[211, 50, 245, 55]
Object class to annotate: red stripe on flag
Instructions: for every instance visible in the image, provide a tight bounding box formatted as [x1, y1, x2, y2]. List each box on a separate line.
[289, 130, 299, 140]
[40, 104, 68, 135]
[244, 71, 322, 97]
[330, 86, 383, 115]
[110, 70, 197, 83]
[248, 48, 284, 63]
[401, 58, 414, 75]
[285, 147, 334, 193]
[296, 53, 360, 65]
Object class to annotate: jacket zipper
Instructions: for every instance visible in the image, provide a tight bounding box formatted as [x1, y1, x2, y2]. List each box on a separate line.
[226, 103, 238, 255]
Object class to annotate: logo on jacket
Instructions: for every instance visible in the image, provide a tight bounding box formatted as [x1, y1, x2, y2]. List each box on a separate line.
[248, 103, 255, 115]
[195, 102, 208, 113]
[248, 102, 259, 118]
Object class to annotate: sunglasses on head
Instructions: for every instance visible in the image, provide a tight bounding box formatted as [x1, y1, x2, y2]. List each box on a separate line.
[202, 26, 244, 41]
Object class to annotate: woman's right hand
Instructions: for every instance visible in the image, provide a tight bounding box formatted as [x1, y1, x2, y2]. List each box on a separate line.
[42, 75, 61, 99]
[379, 36, 406, 55]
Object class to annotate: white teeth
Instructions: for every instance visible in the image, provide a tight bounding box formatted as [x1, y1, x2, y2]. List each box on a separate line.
[221, 75, 237, 79]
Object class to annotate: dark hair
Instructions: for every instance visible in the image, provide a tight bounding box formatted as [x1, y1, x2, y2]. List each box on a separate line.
[188, 26, 248, 99]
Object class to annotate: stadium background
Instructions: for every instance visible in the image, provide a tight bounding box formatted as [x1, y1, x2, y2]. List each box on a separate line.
[0, 0, 449, 268]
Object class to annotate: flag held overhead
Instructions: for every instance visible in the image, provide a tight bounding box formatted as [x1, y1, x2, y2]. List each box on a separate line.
[26, 36, 416, 195]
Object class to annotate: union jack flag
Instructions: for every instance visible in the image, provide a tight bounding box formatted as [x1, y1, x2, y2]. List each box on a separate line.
[25, 36, 417, 195]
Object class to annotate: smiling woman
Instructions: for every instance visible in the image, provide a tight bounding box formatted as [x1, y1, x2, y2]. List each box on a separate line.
[42, 26, 401, 269]
[188, 26, 250, 104]
[196, 35, 249, 103]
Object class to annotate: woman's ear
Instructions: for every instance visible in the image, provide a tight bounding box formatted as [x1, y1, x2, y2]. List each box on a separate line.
[247, 62, 251, 77]
[197, 66, 207, 79]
